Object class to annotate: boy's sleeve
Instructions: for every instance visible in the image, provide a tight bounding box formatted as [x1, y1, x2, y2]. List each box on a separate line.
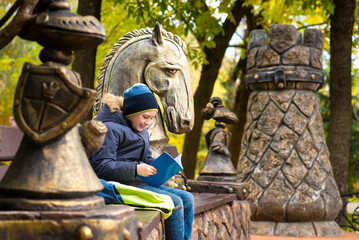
[144, 148, 156, 164]
[140, 129, 155, 165]
[90, 125, 137, 182]
[93, 158, 137, 182]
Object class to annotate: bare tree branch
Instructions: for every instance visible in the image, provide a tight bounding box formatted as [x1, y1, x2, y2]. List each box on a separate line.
[0, 0, 21, 27]
[297, 22, 328, 30]
[0, 0, 39, 49]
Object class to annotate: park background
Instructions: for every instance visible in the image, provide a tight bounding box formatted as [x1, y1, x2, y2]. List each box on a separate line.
[0, 0, 358, 224]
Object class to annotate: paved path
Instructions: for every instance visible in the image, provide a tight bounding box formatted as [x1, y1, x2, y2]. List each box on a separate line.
[251, 232, 359, 240]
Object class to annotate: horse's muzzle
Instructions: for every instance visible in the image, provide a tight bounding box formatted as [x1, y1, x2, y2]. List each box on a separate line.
[165, 106, 193, 134]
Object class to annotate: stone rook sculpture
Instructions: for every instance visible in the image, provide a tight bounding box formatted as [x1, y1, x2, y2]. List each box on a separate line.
[237, 24, 343, 237]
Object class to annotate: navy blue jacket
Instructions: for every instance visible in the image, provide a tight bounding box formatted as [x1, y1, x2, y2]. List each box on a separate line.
[89, 105, 155, 185]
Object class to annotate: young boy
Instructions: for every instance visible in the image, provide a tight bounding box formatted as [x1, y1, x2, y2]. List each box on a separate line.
[90, 83, 194, 240]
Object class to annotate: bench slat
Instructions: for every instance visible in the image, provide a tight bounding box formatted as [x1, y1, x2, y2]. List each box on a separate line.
[193, 193, 236, 215]
[0, 126, 23, 161]
[135, 210, 161, 240]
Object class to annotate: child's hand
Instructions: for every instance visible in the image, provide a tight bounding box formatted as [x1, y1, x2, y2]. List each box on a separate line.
[137, 163, 157, 177]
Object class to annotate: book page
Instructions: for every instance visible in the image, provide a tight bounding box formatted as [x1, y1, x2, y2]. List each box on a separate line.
[175, 154, 183, 168]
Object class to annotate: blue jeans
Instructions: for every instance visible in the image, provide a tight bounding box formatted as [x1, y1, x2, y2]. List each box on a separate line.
[140, 185, 194, 240]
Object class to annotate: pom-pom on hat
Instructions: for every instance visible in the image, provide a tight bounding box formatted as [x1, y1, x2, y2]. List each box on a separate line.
[123, 83, 159, 117]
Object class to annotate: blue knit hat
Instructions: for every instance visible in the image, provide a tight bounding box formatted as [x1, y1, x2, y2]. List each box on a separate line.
[123, 83, 159, 117]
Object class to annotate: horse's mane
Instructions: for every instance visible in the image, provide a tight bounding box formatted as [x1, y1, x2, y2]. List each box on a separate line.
[94, 26, 187, 114]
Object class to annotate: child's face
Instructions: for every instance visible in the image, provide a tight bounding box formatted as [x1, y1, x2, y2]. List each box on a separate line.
[126, 110, 157, 132]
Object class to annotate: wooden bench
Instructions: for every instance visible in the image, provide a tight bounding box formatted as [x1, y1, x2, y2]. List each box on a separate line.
[0, 125, 23, 179]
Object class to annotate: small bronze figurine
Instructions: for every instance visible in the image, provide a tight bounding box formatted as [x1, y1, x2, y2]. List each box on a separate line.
[198, 97, 238, 182]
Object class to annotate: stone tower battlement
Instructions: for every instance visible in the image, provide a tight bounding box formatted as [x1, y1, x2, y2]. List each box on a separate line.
[245, 25, 324, 92]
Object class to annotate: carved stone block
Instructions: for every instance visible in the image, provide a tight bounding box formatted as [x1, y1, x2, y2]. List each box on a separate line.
[282, 45, 310, 65]
[257, 102, 284, 136]
[321, 176, 343, 220]
[249, 91, 270, 119]
[248, 29, 267, 51]
[310, 47, 323, 69]
[268, 24, 299, 53]
[313, 221, 344, 237]
[268, 90, 295, 112]
[282, 150, 308, 188]
[246, 129, 271, 163]
[256, 46, 280, 67]
[251, 149, 284, 188]
[247, 48, 258, 69]
[295, 130, 318, 168]
[304, 28, 323, 50]
[256, 172, 294, 221]
[293, 90, 316, 116]
[271, 125, 299, 159]
[304, 161, 327, 191]
[250, 221, 276, 235]
[251, 221, 343, 237]
[237, 156, 255, 181]
[274, 222, 316, 237]
[286, 182, 325, 221]
[283, 104, 308, 135]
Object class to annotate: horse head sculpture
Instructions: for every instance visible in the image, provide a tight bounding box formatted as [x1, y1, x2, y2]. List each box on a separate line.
[95, 23, 194, 156]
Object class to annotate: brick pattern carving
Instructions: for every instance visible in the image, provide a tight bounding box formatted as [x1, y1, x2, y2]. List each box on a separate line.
[238, 90, 341, 221]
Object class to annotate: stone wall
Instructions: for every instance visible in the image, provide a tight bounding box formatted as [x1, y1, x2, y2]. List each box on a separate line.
[146, 200, 251, 240]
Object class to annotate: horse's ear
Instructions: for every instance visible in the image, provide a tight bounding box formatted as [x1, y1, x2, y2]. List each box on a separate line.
[152, 22, 164, 46]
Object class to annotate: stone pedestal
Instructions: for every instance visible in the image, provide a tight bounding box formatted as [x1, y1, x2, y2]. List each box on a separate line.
[237, 24, 343, 237]
[251, 221, 342, 237]
[0, 205, 139, 240]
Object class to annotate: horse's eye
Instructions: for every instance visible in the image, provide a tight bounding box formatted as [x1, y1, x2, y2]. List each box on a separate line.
[166, 68, 178, 76]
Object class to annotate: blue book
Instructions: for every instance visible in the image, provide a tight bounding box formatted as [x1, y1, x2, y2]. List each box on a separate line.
[138, 152, 183, 187]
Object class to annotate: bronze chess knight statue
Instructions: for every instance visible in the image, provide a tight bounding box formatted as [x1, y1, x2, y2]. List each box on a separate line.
[198, 97, 239, 182]
[0, 1, 139, 239]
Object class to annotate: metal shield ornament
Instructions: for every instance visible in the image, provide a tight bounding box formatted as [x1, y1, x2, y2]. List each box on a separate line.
[13, 62, 95, 144]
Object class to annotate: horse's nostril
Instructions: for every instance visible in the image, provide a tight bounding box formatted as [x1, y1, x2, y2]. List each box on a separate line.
[182, 120, 190, 127]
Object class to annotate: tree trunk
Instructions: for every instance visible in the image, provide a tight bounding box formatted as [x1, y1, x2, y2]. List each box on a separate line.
[228, 8, 261, 168]
[72, 0, 102, 121]
[328, 0, 355, 223]
[182, 0, 247, 179]
[228, 71, 250, 168]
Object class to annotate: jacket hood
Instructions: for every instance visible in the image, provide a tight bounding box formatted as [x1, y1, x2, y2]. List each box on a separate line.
[95, 93, 128, 126]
